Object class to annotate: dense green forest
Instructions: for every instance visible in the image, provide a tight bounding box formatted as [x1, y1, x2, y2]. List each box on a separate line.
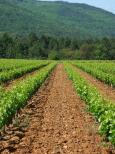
[0, 0, 115, 59]
[0, 0, 115, 38]
[0, 33, 115, 60]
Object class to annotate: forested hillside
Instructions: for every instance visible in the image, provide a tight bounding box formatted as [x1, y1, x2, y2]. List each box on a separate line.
[0, 0, 115, 38]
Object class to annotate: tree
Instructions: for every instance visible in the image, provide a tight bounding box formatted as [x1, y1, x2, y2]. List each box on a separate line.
[0, 33, 13, 58]
[71, 40, 79, 50]
[48, 50, 59, 60]
[12, 37, 29, 58]
[28, 32, 38, 46]
[80, 43, 94, 59]
[28, 41, 43, 58]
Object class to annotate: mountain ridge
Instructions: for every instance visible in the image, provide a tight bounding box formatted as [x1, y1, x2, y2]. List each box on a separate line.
[0, 0, 115, 38]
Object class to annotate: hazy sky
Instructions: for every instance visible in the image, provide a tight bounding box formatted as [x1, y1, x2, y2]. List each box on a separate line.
[42, 0, 115, 14]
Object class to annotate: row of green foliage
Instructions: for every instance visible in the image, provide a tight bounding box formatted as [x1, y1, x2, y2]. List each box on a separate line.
[64, 63, 115, 145]
[0, 62, 56, 129]
[0, 59, 46, 72]
[74, 61, 115, 75]
[73, 61, 115, 87]
[0, 61, 49, 84]
[92, 62, 115, 75]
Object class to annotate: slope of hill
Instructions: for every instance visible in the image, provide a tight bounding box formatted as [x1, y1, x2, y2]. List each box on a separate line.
[0, 0, 39, 35]
[0, 0, 115, 38]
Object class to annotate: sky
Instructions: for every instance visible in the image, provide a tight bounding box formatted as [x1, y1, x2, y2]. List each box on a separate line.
[41, 0, 115, 14]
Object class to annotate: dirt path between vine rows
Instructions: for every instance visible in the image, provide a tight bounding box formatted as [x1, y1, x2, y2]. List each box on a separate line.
[0, 64, 113, 154]
[74, 66, 115, 103]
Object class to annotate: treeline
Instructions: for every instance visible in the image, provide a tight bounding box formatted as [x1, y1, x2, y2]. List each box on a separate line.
[0, 33, 115, 60]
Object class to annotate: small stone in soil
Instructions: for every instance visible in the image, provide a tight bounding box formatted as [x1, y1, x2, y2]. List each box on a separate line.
[8, 136, 20, 144]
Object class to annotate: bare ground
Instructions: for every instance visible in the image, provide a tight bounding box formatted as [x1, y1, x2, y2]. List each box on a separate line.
[0, 64, 114, 154]
[73, 66, 115, 103]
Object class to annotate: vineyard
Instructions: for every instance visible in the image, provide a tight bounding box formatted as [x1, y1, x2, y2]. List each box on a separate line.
[0, 59, 115, 154]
